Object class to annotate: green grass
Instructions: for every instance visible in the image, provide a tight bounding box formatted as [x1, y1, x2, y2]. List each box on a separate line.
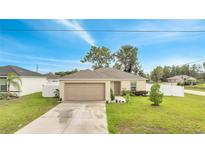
[0, 92, 59, 134]
[107, 94, 205, 134]
[185, 86, 205, 92]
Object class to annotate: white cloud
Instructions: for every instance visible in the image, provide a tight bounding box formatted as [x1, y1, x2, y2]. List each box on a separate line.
[131, 20, 205, 46]
[56, 19, 95, 46]
[0, 50, 91, 73]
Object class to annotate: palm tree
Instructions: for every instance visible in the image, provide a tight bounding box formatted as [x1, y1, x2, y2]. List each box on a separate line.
[6, 73, 22, 99]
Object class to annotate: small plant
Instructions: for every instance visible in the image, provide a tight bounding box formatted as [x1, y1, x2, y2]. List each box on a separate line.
[110, 88, 115, 101]
[54, 89, 59, 98]
[0, 93, 16, 100]
[134, 91, 148, 96]
[0, 93, 6, 100]
[122, 90, 131, 96]
[125, 93, 130, 102]
[149, 83, 163, 106]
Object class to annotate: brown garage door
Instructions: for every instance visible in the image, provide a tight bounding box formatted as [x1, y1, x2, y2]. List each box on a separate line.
[64, 83, 105, 101]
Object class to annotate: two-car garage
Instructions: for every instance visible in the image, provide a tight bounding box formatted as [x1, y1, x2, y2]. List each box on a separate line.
[63, 83, 105, 101]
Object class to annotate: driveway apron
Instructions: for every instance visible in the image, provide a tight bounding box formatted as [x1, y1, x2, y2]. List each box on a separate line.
[16, 101, 108, 134]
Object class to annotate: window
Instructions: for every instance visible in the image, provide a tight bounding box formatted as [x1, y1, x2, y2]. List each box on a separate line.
[130, 81, 136, 92]
[0, 85, 7, 91]
[0, 77, 7, 91]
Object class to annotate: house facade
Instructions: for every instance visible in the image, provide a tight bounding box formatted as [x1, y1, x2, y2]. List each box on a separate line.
[0, 65, 47, 96]
[167, 75, 196, 84]
[60, 68, 147, 102]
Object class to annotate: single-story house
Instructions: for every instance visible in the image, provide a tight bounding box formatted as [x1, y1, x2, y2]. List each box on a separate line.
[0, 65, 47, 96]
[60, 68, 147, 102]
[167, 75, 196, 84]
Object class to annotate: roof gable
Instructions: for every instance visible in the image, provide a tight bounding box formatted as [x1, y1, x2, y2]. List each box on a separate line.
[0, 65, 43, 76]
[61, 68, 147, 80]
[167, 75, 196, 80]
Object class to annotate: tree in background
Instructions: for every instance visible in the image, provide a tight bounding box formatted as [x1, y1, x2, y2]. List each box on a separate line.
[189, 64, 203, 79]
[150, 63, 205, 83]
[81, 46, 113, 69]
[114, 45, 143, 75]
[55, 68, 78, 76]
[203, 62, 205, 81]
[203, 62, 205, 71]
[150, 66, 164, 82]
[162, 66, 172, 81]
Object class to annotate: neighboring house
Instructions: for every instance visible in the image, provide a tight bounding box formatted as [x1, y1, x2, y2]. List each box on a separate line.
[59, 68, 147, 102]
[167, 75, 197, 84]
[45, 72, 60, 83]
[0, 65, 47, 96]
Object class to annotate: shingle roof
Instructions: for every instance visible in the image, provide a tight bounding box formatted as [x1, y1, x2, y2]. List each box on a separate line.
[0, 65, 43, 76]
[61, 68, 147, 80]
[45, 72, 61, 79]
[167, 75, 196, 81]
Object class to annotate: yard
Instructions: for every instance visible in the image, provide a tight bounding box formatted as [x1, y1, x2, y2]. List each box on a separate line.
[185, 84, 205, 92]
[107, 94, 205, 134]
[0, 92, 58, 134]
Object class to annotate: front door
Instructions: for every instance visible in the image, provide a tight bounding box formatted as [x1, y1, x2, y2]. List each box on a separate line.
[114, 81, 121, 95]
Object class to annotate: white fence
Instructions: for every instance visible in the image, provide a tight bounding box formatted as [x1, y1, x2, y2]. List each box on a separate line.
[42, 84, 59, 97]
[146, 84, 184, 97]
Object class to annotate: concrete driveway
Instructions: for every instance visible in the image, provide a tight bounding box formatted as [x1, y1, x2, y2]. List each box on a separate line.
[16, 101, 108, 134]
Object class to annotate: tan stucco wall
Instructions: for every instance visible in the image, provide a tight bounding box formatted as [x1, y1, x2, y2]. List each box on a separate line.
[120, 80, 146, 91]
[120, 80, 131, 91]
[60, 80, 111, 102]
[136, 80, 146, 91]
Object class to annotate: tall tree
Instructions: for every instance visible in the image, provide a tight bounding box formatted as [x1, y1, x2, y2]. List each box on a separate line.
[203, 62, 205, 71]
[151, 66, 164, 82]
[180, 65, 190, 75]
[55, 69, 78, 76]
[190, 64, 203, 79]
[203, 62, 205, 81]
[6, 73, 22, 99]
[81, 46, 113, 69]
[162, 66, 172, 81]
[114, 45, 142, 74]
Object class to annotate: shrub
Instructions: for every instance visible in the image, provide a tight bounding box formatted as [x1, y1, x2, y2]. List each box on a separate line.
[110, 88, 115, 101]
[122, 90, 131, 96]
[125, 93, 130, 102]
[54, 89, 60, 98]
[134, 91, 148, 96]
[149, 83, 163, 106]
[0, 93, 5, 100]
[0, 93, 17, 100]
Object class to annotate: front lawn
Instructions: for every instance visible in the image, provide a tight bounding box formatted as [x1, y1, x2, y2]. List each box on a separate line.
[107, 94, 205, 134]
[0, 92, 59, 134]
[185, 86, 205, 92]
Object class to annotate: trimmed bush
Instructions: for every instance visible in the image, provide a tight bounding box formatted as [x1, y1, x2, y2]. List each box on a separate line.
[134, 91, 148, 96]
[122, 90, 131, 96]
[149, 83, 163, 106]
[110, 88, 115, 101]
[125, 93, 130, 102]
[54, 89, 60, 98]
[0, 93, 18, 100]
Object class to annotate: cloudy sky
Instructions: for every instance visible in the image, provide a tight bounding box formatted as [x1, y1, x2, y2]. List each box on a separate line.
[0, 19, 205, 73]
